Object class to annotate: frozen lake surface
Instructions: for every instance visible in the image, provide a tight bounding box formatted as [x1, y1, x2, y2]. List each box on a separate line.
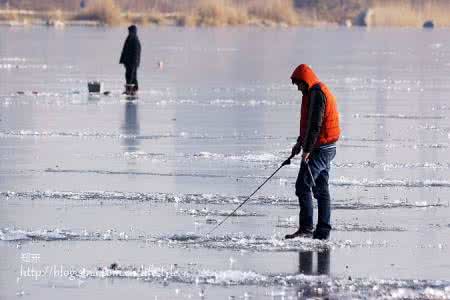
[1, 26, 449, 299]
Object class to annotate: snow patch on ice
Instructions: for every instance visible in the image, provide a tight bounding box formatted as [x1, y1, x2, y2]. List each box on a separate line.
[179, 208, 264, 217]
[333, 161, 449, 170]
[0, 57, 27, 62]
[73, 263, 450, 299]
[1, 228, 396, 252]
[193, 151, 277, 162]
[353, 113, 444, 120]
[152, 232, 385, 252]
[331, 177, 450, 188]
[0, 228, 132, 242]
[1, 191, 445, 210]
[276, 219, 407, 232]
[123, 151, 165, 160]
[0, 130, 175, 140]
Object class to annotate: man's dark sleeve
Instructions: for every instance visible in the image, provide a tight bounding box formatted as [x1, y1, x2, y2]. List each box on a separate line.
[135, 39, 141, 67]
[119, 38, 129, 64]
[302, 88, 326, 153]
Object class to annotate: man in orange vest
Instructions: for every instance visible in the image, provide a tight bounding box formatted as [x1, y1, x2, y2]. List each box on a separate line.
[285, 64, 341, 240]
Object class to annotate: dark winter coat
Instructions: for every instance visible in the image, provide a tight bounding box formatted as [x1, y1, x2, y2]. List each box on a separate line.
[120, 33, 141, 68]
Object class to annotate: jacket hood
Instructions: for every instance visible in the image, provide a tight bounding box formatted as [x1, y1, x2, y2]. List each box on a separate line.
[290, 64, 320, 88]
[128, 25, 137, 34]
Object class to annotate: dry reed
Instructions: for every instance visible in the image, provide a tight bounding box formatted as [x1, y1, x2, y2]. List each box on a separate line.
[246, 0, 299, 25]
[192, 0, 248, 26]
[3, 0, 450, 27]
[370, 0, 450, 27]
[0, 11, 19, 21]
[73, 0, 122, 25]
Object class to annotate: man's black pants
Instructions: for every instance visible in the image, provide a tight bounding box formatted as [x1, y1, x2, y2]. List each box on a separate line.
[125, 65, 138, 91]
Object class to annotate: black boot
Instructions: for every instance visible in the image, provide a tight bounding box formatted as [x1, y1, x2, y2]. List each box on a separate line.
[285, 228, 313, 239]
[313, 228, 330, 240]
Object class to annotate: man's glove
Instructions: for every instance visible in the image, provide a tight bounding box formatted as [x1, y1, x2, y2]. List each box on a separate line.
[291, 141, 302, 157]
[283, 138, 302, 166]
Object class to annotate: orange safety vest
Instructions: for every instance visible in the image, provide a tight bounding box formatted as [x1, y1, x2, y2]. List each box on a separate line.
[291, 64, 340, 146]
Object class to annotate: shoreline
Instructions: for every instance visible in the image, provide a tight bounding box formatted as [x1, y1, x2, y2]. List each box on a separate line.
[0, 19, 443, 29]
[0, 9, 444, 29]
[0, 9, 334, 28]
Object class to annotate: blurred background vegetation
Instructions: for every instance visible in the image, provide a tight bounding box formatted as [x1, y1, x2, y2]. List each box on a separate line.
[0, 0, 448, 27]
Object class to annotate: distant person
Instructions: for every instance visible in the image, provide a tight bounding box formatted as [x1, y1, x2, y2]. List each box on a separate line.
[285, 64, 341, 240]
[120, 25, 141, 95]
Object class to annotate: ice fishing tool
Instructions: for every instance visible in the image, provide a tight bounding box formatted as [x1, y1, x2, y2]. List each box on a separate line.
[207, 154, 296, 235]
[303, 159, 316, 188]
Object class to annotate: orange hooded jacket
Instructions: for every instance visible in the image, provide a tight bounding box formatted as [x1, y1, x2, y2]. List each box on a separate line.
[291, 64, 340, 147]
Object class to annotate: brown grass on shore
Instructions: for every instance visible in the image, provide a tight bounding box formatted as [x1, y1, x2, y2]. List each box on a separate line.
[183, 0, 248, 26]
[370, 0, 450, 27]
[126, 13, 148, 26]
[294, 0, 365, 24]
[246, 0, 299, 25]
[0, 10, 18, 21]
[126, 11, 169, 26]
[46, 10, 64, 21]
[3, 0, 450, 27]
[72, 0, 122, 25]
[176, 0, 300, 27]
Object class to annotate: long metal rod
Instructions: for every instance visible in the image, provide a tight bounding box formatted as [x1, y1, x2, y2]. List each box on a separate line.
[305, 160, 316, 187]
[206, 155, 293, 235]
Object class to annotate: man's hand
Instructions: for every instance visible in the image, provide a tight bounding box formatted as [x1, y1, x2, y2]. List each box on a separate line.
[291, 142, 302, 157]
[302, 152, 310, 162]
